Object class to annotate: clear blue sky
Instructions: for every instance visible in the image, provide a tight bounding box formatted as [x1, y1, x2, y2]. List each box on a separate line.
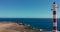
[0, 0, 60, 18]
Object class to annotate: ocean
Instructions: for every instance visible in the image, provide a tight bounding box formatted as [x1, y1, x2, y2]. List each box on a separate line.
[0, 18, 60, 31]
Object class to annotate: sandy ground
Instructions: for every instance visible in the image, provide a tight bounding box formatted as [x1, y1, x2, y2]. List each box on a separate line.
[0, 22, 51, 32]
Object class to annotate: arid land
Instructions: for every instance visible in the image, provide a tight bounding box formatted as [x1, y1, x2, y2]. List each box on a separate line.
[0, 22, 51, 32]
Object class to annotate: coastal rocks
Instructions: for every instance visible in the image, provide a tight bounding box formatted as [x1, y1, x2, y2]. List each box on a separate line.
[0, 22, 40, 32]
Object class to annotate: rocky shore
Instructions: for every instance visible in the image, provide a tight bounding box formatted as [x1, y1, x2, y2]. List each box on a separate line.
[0, 22, 41, 32]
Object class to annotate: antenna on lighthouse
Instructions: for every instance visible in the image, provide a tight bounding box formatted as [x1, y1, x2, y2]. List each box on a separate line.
[53, 0, 56, 4]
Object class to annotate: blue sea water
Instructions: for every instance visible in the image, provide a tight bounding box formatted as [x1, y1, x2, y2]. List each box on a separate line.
[0, 18, 60, 31]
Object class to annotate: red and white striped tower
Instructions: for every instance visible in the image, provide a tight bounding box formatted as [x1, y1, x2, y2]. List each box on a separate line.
[52, 0, 58, 32]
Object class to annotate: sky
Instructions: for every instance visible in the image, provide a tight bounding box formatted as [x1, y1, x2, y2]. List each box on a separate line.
[0, 0, 60, 18]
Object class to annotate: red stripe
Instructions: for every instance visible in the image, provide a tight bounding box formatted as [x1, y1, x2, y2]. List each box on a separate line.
[53, 18, 56, 22]
[53, 11, 56, 15]
[53, 26, 57, 30]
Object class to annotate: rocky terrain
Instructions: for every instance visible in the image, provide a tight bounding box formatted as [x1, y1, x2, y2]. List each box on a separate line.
[0, 22, 41, 32]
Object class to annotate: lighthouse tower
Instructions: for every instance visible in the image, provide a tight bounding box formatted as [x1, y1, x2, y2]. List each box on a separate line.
[52, 0, 58, 32]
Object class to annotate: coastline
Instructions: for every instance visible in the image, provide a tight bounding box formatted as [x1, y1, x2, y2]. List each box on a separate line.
[0, 22, 41, 32]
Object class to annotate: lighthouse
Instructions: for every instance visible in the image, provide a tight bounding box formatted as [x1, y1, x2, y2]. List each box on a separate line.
[52, 0, 58, 32]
